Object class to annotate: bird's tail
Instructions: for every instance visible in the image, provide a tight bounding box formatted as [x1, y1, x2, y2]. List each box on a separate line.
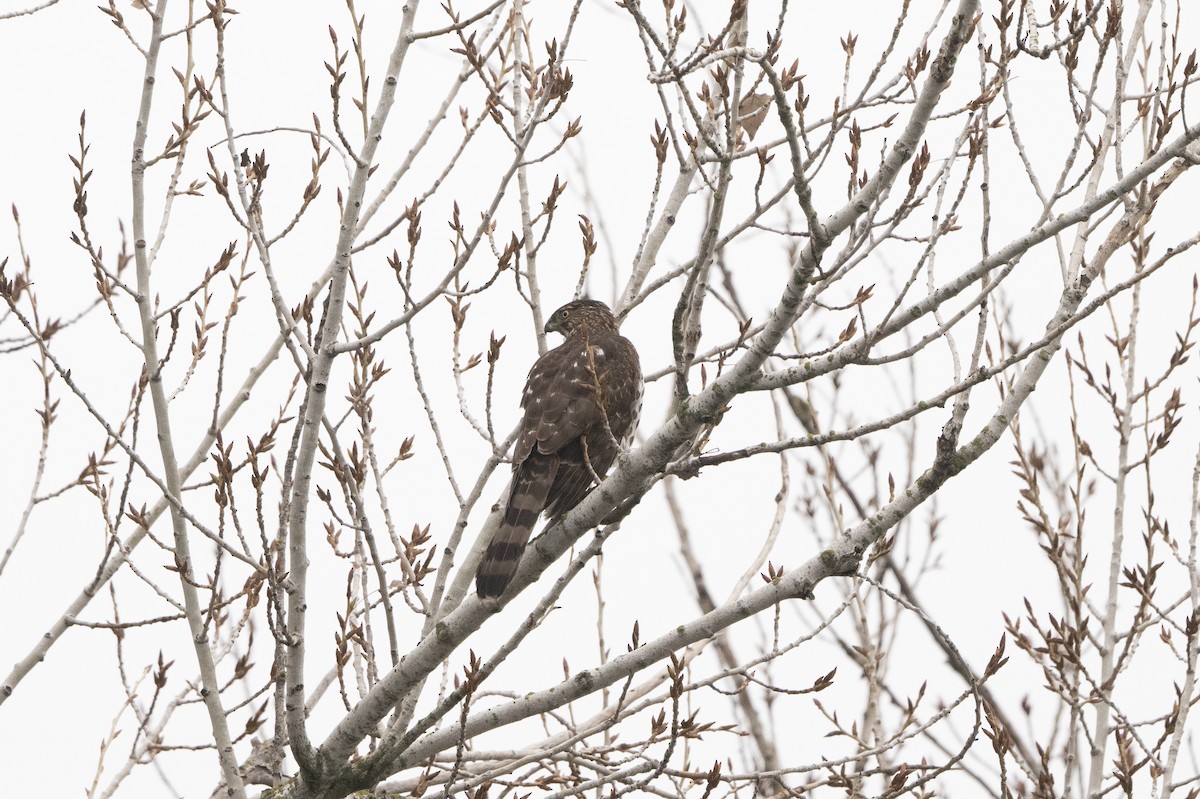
[476, 453, 556, 597]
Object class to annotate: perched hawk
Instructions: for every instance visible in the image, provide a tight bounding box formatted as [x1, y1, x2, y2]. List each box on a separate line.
[476, 299, 643, 598]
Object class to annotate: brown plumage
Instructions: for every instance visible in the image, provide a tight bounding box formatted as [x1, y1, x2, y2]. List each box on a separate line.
[476, 300, 643, 598]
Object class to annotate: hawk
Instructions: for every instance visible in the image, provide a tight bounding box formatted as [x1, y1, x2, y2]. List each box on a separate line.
[476, 299, 643, 598]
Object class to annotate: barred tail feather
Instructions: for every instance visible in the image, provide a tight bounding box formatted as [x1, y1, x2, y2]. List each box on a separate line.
[476, 453, 556, 597]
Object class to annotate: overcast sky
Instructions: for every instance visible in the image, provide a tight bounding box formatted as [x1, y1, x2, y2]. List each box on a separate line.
[3, 1, 1199, 796]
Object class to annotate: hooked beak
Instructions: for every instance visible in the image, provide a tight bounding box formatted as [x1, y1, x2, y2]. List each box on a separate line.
[544, 317, 562, 335]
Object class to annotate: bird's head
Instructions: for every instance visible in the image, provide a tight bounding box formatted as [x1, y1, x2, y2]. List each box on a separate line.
[544, 299, 618, 337]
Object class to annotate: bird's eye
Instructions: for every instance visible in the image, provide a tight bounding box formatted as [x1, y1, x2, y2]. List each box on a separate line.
[560, 310, 570, 319]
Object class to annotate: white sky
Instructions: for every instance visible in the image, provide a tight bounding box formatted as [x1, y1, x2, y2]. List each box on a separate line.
[2, 1, 1199, 796]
